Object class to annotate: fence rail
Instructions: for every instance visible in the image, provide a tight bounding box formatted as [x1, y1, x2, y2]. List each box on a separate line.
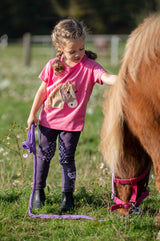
[0, 33, 128, 66]
[31, 34, 128, 66]
[31, 34, 128, 44]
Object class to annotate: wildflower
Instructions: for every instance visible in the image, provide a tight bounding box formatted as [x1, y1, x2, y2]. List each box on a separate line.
[100, 162, 104, 169]
[3, 152, 8, 156]
[87, 107, 94, 115]
[13, 180, 19, 185]
[102, 169, 107, 175]
[23, 153, 28, 158]
[0, 147, 4, 153]
[17, 172, 21, 176]
[6, 136, 10, 140]
[92, 156, 96, 161]
[9, 162, 12, 165]
[9, 129, 12, 132]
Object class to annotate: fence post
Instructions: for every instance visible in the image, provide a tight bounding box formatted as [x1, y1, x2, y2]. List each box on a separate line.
[0, 34, 8, 48]
[23, 33, 31, 67]
[111, 35, 119, 65]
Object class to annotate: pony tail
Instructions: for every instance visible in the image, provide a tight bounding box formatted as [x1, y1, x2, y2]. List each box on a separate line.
[53, 51, 65, 75]
[85, 50, 97, 60]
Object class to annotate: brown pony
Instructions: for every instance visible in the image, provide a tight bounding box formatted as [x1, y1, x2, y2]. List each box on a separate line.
[100, 14, 160, 222]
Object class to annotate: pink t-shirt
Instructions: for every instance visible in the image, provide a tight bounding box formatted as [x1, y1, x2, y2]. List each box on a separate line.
[38, 55, 105, 131]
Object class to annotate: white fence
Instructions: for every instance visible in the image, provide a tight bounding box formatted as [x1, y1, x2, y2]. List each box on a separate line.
[31, 34, 128, 66]
[0, 33, 127, 67]
[0, 34, 8, 48]
[1, 33, 128, 66]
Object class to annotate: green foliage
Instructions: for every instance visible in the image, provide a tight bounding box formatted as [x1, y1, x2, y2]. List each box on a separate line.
[0, 44, 160, 240]
[1, 0, 160, 37]
[0, 0, 55, 37]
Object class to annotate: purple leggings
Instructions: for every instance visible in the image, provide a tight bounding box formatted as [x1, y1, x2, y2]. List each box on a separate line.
[36, 125, 81, 192]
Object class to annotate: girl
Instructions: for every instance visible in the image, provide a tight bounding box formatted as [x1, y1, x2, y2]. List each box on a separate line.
[27, 18, 116, 212]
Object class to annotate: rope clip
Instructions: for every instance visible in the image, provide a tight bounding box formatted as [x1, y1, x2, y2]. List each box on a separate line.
[130, 203, 141, 216]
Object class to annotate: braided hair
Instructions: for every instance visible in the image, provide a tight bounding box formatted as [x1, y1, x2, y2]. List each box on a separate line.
[51, 18, 97, 75]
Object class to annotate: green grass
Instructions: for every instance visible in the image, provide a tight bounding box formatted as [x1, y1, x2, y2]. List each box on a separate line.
[0, 43, 160, 240]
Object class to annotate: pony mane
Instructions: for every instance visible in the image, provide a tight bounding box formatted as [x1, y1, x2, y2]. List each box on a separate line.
[100, 14, 160, 173]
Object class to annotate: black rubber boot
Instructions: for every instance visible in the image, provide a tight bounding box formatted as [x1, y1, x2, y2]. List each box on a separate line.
[32, 189, 45, 209]
[61, 192, 74, 212]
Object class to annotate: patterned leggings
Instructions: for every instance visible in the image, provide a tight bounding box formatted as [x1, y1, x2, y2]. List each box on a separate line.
[36, 125, 81, 192]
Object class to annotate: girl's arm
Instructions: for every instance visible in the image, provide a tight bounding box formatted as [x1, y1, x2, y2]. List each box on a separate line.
[27, 81, 47, 129]
[101, 72, 117, 85]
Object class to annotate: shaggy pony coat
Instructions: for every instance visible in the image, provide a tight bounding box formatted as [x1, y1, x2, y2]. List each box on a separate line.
[100, 14, 160, 216]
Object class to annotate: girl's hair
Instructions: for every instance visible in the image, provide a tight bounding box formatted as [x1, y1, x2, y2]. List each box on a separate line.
[51, 18, 97, 75]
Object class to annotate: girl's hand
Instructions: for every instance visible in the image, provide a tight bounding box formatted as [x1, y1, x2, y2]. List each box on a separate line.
[27, 115, 38, 129]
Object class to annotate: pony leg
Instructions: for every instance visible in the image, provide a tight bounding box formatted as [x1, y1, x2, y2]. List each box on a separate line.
[151, 159, 160, 226]
[152, 157, 160, 191]
[138, 136, 160, 225]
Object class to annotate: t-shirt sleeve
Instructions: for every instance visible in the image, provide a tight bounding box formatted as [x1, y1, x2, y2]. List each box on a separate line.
[39, 60, 55, 86]
[39, 61, 50, 83]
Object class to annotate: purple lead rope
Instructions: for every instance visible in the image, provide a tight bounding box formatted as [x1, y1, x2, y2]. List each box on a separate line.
[22, 123, 106, 221]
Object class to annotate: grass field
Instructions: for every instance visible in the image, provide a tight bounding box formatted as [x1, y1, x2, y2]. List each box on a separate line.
[0, 43, 160, 240]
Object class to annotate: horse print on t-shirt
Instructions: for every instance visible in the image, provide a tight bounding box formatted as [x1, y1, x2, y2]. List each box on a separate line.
[45, 80, 78, 110]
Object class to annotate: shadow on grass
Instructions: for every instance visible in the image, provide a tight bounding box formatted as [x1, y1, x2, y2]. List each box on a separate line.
[141, 197, 159, 217]
[75, 186, 106, 208]
[0, 188, 22, 203]
[46, 186, 109, 207]
[35, 186, 110, 215]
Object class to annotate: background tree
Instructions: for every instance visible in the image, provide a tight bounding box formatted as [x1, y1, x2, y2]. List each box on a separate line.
[0, 0, 160, 38]
[0, 0, 57, 38]
[50, 0, 159, 33]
